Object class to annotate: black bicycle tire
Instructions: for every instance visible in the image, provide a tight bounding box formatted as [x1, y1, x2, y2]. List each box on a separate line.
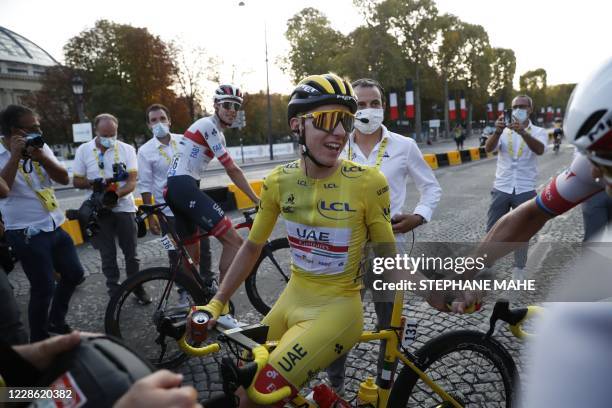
[388, 329, 519, 407]
[244, 237, 290, 316]
[104, 266, 206, 368]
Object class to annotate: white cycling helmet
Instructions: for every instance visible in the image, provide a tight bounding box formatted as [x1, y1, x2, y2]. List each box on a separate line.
[566, 56, 612, 166]
[213, 84, 243, 104]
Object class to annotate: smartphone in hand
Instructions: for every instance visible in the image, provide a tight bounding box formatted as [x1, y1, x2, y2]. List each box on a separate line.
[504, 109, 513, 126]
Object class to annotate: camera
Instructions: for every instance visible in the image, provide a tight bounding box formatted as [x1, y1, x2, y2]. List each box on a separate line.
[25, 132, 45, 149]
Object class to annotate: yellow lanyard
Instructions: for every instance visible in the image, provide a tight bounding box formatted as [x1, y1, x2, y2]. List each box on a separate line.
[18, 161, 59, 212]
[18, 161, 46, 188]
[348, 136, 389, 169]
[506, 125, 530, 160]
[157, 139, 177, 165]
[93, 145, 120, 178]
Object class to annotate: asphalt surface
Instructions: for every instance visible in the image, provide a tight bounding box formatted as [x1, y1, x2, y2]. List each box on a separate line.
[7, 137, 584, 406]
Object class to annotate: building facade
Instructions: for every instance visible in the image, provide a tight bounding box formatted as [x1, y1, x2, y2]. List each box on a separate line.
[0, 26, 58, 112]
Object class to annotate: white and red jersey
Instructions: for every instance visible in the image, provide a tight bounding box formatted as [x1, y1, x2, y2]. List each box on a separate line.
[167, 115, 234, 180]
[536, 154, 605, 216]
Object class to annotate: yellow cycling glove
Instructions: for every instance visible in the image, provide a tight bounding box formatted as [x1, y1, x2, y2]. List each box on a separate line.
[194, 299, 225, 320]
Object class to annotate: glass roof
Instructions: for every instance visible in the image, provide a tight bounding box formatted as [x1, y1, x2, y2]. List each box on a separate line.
[0, 26, 58, 67]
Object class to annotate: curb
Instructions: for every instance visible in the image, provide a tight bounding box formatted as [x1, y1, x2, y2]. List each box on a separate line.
[61, 147, 495, 246]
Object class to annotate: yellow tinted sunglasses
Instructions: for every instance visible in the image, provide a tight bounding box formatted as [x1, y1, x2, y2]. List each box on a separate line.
[299, 110, 355, 133]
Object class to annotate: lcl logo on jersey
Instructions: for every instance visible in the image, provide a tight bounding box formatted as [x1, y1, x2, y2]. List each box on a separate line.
[382, 205, 391, 222]
[211, 143, 223, 152]
[317, 200, 356, 220]
[283, 161, 300, 174]
[341, 164, 366, 179]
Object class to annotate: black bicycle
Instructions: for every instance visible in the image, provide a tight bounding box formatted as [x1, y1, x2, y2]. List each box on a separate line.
[104, 203, 291, 368]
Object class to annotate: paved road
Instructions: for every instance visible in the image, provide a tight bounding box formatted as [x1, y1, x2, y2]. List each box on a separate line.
[8, 142, 582, 405]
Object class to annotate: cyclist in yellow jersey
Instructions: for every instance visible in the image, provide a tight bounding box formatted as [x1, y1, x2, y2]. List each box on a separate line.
[195, 73, 396, 406]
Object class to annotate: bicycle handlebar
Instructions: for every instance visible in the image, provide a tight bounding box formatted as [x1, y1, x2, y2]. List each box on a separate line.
[177, 316, 292, 405]
[507, 305, 542, 339]
[245, 346, 293, 405]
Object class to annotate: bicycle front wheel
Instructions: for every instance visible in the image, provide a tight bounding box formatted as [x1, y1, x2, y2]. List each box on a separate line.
[388, 330, 518, 407]
[245, 237, 291, 316]
[104, 266, 206, 368]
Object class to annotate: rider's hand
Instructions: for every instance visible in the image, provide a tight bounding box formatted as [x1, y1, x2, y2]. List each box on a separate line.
[148, 215, 161, 235]
[13, 331, 82, 371]
[113, 370, 202, 408]
[193, 299, 226, 325]
[448, 290, 483, 314]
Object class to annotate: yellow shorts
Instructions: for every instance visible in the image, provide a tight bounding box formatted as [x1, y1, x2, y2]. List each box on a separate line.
[256, 275, 363, 392]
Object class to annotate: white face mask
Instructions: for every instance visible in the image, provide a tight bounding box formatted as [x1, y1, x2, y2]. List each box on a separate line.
[512, 108, 529, 123]
[152, 122, 170, 139]
[354, 108, 384, 134]
[98, 135, 116, 149]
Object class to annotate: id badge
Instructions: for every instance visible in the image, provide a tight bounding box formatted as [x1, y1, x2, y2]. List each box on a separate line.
[35, 187, 59, 211]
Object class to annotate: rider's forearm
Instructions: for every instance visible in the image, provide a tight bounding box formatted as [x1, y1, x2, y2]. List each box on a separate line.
[214, 240, 264, 305]
[473, 199, 551, 274]
[226, 166, 259, 204]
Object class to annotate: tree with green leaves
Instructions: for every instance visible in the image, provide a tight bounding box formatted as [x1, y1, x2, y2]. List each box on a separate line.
[375, 0, 439, 137]
[63, 20, 189, 143]
[520, 68, 547, 112]
[454, 22, 491, 134]
[488, 48, 516, 102]
[282, 8, 348, 82]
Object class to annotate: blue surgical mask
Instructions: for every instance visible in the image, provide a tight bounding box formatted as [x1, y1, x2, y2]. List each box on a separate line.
[98, 135, 116, 149]
[152, 122, 170, 139]
[512, 109, 528, 123]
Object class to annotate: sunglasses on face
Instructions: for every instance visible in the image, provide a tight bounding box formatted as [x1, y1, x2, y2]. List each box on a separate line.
[221, 102, 241, 111]
[299, 110, 355, 133]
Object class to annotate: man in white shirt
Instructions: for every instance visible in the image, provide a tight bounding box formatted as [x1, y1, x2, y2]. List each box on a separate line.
[484, 95, 547, 281]
[0, 104, 84, 341]
[328, 78, 442, 393]
[73, 113, 148, 302]
[137, 104, 214, 293]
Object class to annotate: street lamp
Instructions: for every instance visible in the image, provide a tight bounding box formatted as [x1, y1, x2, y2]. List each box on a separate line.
[238, 1, 274, 160]
[71, 75, 85, 123]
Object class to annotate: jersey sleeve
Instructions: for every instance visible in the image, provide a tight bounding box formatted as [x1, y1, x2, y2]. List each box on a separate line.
[536, 155, 604, 216]
[137, 145, 153, 193]
[72, 144, 87, 178]
[184, 119, 234, 168]
[248, 169, 281, 244]
[125, 145, 138, 173]
[364, 168, 395, 243]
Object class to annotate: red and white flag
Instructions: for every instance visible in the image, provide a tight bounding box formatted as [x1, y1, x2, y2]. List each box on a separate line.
[497, 99, 505, 115]
[486, 98, 494, 120]
[546, 106, 554, 122]
[405, 79, 415, 119]
[389, 92, 399, 120]
[459, 91, 467, 120]
[448, 94, 456, 121]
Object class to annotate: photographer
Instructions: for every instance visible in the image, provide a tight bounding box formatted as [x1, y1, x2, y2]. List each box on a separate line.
[0, 104, 84, 342]
[484, 95, 547, 281]
[73, 114, 149, 303]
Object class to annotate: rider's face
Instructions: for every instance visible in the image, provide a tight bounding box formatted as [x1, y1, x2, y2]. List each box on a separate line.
[291, 104, 351, 167]
[215, 101, 239, 125]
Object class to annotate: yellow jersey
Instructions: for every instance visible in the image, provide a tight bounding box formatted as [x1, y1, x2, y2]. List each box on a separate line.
[248, 159, 395, 293]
